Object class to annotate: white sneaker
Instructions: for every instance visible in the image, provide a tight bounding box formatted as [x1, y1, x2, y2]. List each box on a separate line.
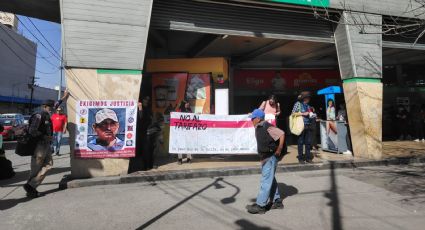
[414, 139, 420, 142]
[422, 139, 425, 143]
[343, 150, 352, 155]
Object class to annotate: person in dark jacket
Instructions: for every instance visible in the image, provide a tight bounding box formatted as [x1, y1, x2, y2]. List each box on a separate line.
[176, 100, 193, 164]
[129, 96, 152, 173]
[246, 109, 285, 214]
[24, 90, 68, 198]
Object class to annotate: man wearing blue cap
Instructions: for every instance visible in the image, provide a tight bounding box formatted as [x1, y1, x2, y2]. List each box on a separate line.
[246, 109, 285, 214]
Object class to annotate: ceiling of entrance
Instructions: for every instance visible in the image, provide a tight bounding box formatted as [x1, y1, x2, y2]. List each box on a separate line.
[147, 30, 425, 68]
[147, 30, 338, 68]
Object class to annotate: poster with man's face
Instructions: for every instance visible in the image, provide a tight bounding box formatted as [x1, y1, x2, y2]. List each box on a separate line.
[75, 100, 137, 158]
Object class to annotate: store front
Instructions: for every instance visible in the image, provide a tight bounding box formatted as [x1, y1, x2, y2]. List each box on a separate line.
[57, 0, 425, 178]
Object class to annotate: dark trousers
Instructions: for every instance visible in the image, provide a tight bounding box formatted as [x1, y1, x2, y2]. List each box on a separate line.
[297, 127, 312, 160]
[414, 120, 424, 139]
[346, 124, 353, 151]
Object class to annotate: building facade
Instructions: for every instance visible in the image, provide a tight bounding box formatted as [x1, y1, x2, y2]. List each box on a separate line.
[3, 0, 424, 177]
[0, 14, 61, 114]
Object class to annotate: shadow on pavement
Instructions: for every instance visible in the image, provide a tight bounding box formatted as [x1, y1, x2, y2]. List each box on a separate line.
[0, 187, 62, 211]
[136, 178, 226, 229]
[324, 162, 343, 230]
[250, 183, 298, 203]
[0, 197, 31, 210]
[220, 179, 241, 204]
[235, 219, 271, 230]
[0, 167, 71, 186]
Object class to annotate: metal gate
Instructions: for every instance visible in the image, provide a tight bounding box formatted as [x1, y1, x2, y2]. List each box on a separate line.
[150, 0, 334, 43]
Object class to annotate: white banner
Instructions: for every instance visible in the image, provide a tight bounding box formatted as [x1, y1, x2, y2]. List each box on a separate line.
[169, 112, 257, 154]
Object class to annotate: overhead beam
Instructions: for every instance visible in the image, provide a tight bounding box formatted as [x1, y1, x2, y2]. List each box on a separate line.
[384, 53, 425, 65]
[149, 29, 167, 48]
[0, 0, 60, 23]
[383, 41, 425, 51]
[283, 44, 336, 66]
[233, 40, 291, 65]
[188, 34, 221, 58]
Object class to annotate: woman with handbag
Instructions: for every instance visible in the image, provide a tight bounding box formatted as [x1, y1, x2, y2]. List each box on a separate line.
[291, 92, 314, 164]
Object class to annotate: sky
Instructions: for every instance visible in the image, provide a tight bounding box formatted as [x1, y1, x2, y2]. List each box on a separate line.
[17, 16, 62, 89]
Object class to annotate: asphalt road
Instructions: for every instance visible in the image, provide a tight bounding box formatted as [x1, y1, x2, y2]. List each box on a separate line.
[0, 139, 424, 230]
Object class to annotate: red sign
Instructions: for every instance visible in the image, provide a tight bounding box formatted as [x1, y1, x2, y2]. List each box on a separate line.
[234, 69, 341, 90]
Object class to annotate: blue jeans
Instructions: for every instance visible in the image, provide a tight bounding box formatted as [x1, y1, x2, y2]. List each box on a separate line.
[298, 128, 312, 160]
[256, 155, 281, 207]
[52, 132, 63, 154]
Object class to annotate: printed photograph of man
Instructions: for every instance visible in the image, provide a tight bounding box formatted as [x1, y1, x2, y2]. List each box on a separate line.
[87, 108, 124, 151]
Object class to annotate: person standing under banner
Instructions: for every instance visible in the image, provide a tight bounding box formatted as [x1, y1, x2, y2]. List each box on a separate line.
[176, 101, 193, 164]
[51, 107, 67, 156]
[259, 95, 281, 126]
[291, 91, 314, 164]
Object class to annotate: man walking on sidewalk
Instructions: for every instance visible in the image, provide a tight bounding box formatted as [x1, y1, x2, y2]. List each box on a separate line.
[51, 107, 67, 156]
[24, 91, 69, 198]
[246, 109, 285, 214]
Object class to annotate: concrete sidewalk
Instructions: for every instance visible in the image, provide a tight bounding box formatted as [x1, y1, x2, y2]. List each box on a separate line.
[135, 141, 425, 173]
[65, 141, 425, 189]
[2, 138, 424, 190]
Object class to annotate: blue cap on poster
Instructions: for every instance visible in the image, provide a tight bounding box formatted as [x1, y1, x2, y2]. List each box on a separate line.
[249, 109, 265, 120]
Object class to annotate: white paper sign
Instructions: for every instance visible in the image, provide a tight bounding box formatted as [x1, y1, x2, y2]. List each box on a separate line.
[169, 112, 257, 154]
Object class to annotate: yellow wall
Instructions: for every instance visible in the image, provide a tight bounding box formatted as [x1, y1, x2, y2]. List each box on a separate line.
[146, 57, 228, 81]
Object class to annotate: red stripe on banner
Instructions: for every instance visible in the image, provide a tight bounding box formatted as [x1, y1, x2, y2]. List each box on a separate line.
[169, 118, 253, 128]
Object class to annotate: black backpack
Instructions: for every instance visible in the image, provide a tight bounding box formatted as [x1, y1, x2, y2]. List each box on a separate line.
[15, 113, 40, 156]
[255, 122, 277, 155]
[0, 151, 15, 180]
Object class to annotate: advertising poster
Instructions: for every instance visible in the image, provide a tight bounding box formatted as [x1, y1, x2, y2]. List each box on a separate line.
[75, 100, 137, 158]
[152, 73, 189, 118]
[169, 112, 257, 154]
[186, 73, 211, 114]
[320, 121, 338, 152]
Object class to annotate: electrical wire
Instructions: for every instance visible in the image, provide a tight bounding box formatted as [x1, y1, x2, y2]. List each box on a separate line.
[0, 21, 56, 61]
[14, 15, 62, 61]
[1, 39, 60, 75]
[26, 17, 61, 59]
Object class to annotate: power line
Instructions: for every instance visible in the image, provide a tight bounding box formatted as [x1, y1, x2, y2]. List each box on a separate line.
[14, 15, 62, 61]
[26, 17, 61, 59]
[1, 39, 60, 75]
[0, 21, 56, 61]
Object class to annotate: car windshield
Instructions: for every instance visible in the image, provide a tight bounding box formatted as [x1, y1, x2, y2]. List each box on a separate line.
[0, 119, 14, 126]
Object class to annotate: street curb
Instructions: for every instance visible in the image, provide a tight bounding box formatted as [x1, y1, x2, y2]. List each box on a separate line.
[60, 156, 425, 189]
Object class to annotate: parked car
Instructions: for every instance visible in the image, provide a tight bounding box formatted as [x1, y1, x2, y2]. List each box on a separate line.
[0, 113, 25, 120]
[0, 117, 26, 140]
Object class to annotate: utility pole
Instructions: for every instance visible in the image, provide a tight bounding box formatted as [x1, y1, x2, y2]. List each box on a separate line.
[29, 75, 35, 113]
[58, 47, 64, 100]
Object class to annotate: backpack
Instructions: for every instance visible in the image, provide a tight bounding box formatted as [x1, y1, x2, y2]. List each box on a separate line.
[0, 151, 16, 179]
[255, 122, 277, 156]
[15, 113, 41, 156]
